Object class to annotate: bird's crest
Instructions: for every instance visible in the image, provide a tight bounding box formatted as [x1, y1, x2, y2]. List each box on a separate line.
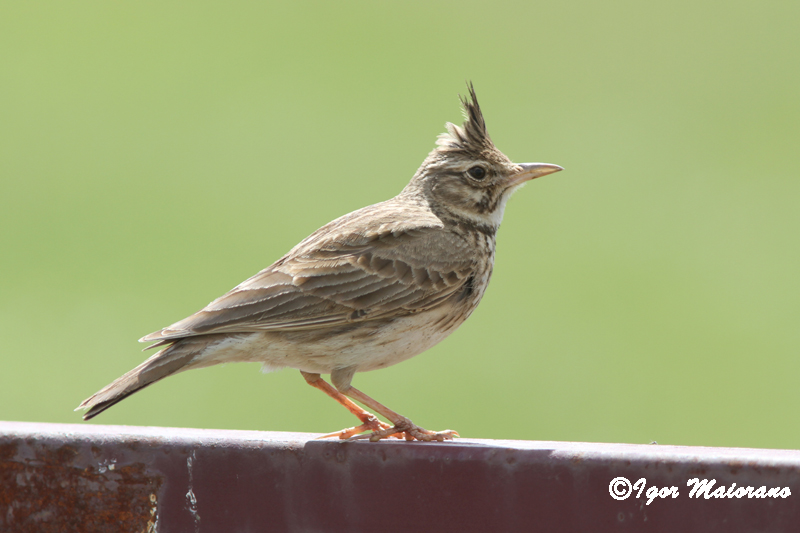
[435, 83, 495, 156]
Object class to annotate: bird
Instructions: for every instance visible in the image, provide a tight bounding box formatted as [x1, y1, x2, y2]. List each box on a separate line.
[76, 84, 562, 442]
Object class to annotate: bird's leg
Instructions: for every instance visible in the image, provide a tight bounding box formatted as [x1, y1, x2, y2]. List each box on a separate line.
[300, 371, 394, 439]
[342, 386, 459, 442]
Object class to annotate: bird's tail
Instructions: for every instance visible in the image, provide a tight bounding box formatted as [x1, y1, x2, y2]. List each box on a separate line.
[75, 338, 200, 420]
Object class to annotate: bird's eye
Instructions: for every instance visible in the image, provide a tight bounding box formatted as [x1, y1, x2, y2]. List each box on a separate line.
[467, 166, 486, 180]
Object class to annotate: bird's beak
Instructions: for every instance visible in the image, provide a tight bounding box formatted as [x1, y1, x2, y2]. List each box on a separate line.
[506, 162, 563, 188]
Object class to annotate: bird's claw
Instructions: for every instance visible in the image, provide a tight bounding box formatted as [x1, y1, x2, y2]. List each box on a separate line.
[317, 415, 401, 440]
[347, 418, 459, 442]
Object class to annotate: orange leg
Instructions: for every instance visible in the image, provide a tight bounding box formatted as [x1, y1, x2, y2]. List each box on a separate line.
[343, 386, 459, 442]
[301, 372, 397, 439]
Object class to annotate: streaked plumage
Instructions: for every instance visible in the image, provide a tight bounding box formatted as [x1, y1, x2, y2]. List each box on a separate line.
[77, 84, 562, 441]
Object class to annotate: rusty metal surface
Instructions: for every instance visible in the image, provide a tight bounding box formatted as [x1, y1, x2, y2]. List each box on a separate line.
[1, 421, 799, 532]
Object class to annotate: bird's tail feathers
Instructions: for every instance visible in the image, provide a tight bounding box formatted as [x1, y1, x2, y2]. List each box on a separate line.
[75, 340, 199, 420]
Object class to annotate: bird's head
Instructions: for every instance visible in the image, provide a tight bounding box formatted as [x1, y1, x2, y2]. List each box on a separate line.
[405, 84, 562, 230]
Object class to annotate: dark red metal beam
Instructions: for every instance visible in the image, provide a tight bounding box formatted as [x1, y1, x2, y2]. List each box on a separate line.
[2, 421, 799, 532]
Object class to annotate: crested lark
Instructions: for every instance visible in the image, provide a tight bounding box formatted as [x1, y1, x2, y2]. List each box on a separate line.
[77, 84, 562, 442]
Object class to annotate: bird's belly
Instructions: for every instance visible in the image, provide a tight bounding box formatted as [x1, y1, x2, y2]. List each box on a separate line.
[190, 306, 469, 375]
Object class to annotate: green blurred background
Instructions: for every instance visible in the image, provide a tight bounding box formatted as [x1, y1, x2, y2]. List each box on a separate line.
[1, 1, 798, 449]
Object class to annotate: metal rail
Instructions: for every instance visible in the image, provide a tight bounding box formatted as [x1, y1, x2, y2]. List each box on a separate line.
[1, 421, 798, 532]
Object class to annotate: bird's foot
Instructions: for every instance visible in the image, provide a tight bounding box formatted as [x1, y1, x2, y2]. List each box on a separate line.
[349, 416, 459, 442]
[317, 415, 401, 440]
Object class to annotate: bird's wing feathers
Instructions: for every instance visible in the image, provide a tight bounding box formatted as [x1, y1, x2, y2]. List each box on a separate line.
[140, 202, 477, 344]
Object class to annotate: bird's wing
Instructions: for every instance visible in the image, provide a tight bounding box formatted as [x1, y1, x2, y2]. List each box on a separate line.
[140, 201, 477, 344]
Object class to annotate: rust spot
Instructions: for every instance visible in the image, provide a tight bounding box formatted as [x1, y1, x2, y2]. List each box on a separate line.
[335, 447, 347, 463]
[0, 441, 162, 533]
